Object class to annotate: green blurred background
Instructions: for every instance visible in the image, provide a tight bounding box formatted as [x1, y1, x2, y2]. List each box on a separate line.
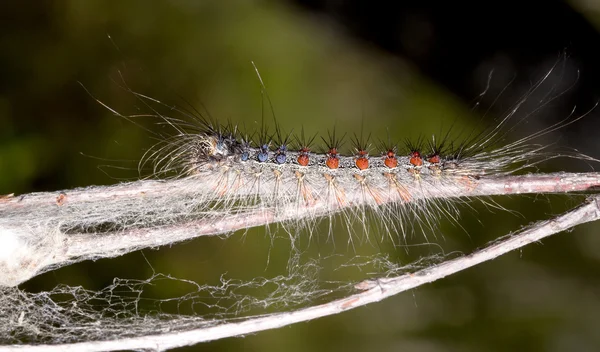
[2, 1, 600, 351]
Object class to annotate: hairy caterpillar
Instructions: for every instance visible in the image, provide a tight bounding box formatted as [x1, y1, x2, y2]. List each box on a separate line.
[88, 61, 597, 246]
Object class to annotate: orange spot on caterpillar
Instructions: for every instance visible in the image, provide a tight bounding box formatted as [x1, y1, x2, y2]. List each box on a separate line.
[355, 150, 369, 170]
[326, 157, 339, 169]
[297, 154, 309, 166]
[428, 154, 440, 164]
[427, 154, 442, 175]
[326, 148, 340, 169]
[355, 158, 369, 170]
[384, 150, 398, 168]
[297, 146, 310, 166]
[409, 151, 423, 167]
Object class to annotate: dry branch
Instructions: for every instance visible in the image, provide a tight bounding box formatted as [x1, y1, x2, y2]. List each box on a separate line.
[1, 172, 599, 287]
[3, 193, 599, 351]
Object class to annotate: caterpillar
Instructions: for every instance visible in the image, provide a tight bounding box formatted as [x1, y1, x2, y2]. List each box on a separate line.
[86, 61, 595, 246]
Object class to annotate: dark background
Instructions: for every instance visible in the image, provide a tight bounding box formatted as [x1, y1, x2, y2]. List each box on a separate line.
[2, 1, 600, 351]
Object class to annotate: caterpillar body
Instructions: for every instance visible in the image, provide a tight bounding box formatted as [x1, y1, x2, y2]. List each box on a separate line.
[86, 62, 596, 244]
[135, 113, 588, 244]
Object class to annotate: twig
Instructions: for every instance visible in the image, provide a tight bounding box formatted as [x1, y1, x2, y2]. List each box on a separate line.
[4, 193, 599, 351]
[1, 171, 599, 287]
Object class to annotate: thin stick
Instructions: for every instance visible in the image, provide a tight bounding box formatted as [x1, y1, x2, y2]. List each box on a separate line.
[4, 194, 599, 352]
[1, 171, 600, 287]
[3, 172, 598, 213]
